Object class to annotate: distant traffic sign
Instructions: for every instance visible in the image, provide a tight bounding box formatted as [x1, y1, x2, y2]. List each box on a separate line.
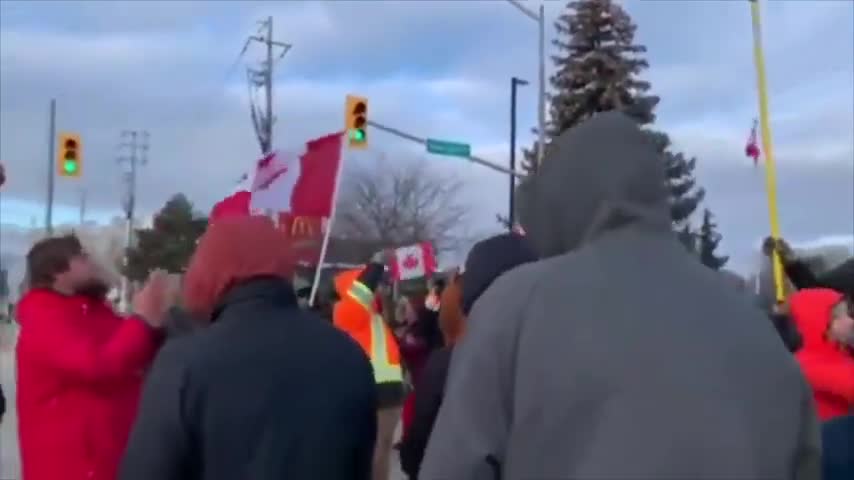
[426, 138, 471, 158]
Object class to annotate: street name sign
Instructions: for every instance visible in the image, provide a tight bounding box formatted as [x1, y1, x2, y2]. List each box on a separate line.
[426, 138, 471, 158]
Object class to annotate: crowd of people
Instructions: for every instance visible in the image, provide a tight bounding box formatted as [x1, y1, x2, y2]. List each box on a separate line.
[1, 112, 851, 480]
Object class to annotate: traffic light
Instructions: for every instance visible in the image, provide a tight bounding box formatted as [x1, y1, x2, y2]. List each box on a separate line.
[345, 95, 368, 149]
[57, 132, 82, 177]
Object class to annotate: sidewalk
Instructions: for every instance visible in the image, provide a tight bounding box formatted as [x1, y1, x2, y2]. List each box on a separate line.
[0, 323, 20, 480]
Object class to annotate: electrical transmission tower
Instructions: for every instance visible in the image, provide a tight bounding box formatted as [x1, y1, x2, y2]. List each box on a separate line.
[116, 130, 149, 311]
[240, 16, 291, 154]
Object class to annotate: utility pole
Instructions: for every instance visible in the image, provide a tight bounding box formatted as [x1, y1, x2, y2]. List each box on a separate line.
[509, 77, 529, 229]
[117, 130, 149, 312]
[243, 16, 291, 154]
[78, 189, 87, 225]
[46, 99, 56, 235]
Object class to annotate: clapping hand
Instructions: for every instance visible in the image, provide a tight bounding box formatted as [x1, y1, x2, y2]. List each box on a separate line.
[132, 269, 181, 328]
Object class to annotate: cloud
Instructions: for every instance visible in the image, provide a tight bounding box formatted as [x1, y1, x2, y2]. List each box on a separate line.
[1, 0, 851, 275]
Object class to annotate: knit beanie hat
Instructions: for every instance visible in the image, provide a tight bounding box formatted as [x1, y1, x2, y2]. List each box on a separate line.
[461, 233, 537, 315]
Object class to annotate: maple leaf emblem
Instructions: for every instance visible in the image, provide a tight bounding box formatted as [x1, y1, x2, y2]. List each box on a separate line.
[254, 152, 289, 191]
[402, 254, 419, 270]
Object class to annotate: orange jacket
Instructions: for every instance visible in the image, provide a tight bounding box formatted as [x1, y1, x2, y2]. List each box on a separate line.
[789, 288, 854, 421]
[333, 269, 401, 372]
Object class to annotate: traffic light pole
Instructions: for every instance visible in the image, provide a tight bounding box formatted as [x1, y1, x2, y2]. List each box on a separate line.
[366, 120, 527, 178]
[45, 99, 56, 235]
[505, 1, 546, 172]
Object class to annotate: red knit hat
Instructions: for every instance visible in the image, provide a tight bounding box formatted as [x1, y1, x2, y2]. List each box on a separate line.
[182, 215, 295, 319]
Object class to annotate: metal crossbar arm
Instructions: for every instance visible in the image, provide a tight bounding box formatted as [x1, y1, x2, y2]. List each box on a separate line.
[366, 120, 528, 179]
[506, 0, 541, 21]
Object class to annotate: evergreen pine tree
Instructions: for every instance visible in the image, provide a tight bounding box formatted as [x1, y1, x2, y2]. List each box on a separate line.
[124, 194, 207, 281]
[697, 208, 729, 270]
[646, 130, 706, 250]
[523, 0, 658, 172]
[521, 0, 716, 259]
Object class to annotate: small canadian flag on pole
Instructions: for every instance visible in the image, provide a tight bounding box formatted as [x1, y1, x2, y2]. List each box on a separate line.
[390, 242, 438, 281]
[745, 118, 761, 166]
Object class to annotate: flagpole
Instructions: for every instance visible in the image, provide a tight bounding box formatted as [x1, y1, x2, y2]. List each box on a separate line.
[749, 0, 785, 303]
[308, 133, 346, 307]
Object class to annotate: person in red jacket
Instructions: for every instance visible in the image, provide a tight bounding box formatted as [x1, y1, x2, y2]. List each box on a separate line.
[16, 234, 175, 480]
[788, 288, 854, 421]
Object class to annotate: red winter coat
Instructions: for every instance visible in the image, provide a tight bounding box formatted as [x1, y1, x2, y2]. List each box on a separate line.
[789, 288, 854, 421]
[16, 288, 161, 480]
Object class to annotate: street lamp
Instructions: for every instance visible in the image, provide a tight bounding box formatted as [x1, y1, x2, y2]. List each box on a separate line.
[509, 77, 529, 229]
[506, 0, 546, 173]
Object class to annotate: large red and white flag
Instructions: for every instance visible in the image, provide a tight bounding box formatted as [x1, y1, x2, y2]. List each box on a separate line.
[250, 133, 343, 216]
[390, 242, 437, 281]
[210, 132, 343, 222]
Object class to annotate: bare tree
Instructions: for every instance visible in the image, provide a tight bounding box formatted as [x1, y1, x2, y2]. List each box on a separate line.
[336, 159, 471, 254]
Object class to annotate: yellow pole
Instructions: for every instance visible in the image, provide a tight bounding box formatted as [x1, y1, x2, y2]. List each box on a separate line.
[749, 0, 785, 302]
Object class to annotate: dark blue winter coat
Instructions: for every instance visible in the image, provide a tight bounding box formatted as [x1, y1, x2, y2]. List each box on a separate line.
[822, 414, 854, 480]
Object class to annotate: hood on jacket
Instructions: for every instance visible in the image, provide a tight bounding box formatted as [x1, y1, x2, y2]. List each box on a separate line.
[438, 273, 465, 345]
[333, 268, 361, 299]
[332, 268, 374, 333]
[819, 257, 854, 299]
[515, 111, 671, 259]
[788, 288, 844, 352]
[461, 233, 538, 315]
[17, 287, 110, 324]
[17, 288, 70, 325]
[182, 215, 295, 319]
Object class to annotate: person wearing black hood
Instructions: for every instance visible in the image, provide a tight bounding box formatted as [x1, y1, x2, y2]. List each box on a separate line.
[399, 233, 537, 479]
[763, 237, 854, 298]
[420, 112, 820, 480]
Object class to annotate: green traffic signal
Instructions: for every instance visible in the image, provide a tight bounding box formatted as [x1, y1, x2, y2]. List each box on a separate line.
[349, 128, 365, 142]
[63, 159, 78, 174]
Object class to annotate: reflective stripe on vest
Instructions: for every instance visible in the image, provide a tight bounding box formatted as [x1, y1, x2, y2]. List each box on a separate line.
[347, 281, 374, 310]
[370, 313, 402, 384]
[347, 281, 401, 383]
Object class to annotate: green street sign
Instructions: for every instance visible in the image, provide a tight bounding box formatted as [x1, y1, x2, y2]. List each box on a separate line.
[426, 138, 471, 158]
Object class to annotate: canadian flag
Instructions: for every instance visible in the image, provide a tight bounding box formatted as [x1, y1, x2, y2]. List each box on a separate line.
[745, 119, 761, 166]
[210, 132, 343, 222]
[390, 242, 437, 281]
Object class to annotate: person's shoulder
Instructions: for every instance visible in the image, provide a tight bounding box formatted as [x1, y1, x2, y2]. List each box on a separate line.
[478, 259, 548, 305]
[16, 288, 71, 317]
[153, 331, 197, 368]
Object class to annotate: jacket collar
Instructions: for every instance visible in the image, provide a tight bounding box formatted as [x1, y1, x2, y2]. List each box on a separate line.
[210, 276, 297, 322]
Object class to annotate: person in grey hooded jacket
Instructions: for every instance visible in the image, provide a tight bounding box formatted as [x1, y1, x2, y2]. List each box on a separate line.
[419, 112, 821, 480]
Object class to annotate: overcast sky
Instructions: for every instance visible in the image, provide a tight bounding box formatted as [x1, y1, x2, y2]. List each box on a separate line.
[1, 0, 852, 273]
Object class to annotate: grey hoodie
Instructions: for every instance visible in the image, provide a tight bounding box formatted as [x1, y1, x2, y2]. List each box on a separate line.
[419, 112, 820, 480]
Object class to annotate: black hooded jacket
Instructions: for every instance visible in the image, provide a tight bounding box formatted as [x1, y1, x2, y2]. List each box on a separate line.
[785, 257, 854, 298]
[120, 278, 377, 480]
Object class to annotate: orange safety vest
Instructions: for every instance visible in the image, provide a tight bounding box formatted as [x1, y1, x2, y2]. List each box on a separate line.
[333, 269, 402, 384]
